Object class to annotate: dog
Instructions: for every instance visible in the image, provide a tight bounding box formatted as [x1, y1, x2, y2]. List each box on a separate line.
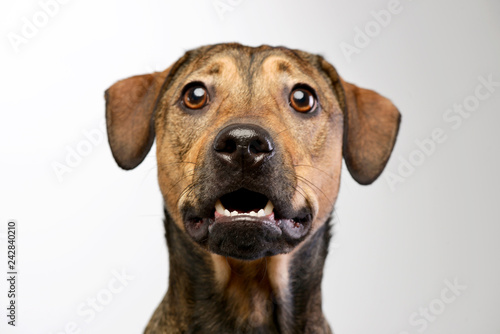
[105, 43, 400, 333]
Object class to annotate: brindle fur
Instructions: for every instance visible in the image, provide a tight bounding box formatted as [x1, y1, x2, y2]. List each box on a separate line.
[105, 43, 400, 333]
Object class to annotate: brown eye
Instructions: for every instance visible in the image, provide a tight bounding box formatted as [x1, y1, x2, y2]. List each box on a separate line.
[290, 87, 316, 113]
[183, 85, 208, 109]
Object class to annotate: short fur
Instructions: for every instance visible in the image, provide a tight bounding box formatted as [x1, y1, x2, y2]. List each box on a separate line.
[105, 43, 400, 333]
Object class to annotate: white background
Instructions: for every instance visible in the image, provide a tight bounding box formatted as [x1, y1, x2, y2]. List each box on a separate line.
[1, 0, 499, 333]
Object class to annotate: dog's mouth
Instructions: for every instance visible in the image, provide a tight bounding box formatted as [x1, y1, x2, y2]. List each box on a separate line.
[215, 188, 274, 219]
[210, 188, 310, 231]
[184, 188, 312, 260]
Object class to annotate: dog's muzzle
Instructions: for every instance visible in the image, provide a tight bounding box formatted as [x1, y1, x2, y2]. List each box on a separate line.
[183, 123, 312, 260]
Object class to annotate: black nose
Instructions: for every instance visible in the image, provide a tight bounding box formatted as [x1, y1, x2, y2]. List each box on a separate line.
[213, 123, 275, 169]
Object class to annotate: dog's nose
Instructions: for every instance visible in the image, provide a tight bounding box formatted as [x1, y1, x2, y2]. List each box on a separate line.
[213, 123, 275, 169]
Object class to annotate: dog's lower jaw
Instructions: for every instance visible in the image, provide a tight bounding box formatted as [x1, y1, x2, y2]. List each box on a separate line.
[144, 209, 333, 334]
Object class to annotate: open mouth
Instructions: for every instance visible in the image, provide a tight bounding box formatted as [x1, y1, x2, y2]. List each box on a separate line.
[215, 188, 274, 218]
[184, 187, 313, 259]
[207, 188, 311, 234]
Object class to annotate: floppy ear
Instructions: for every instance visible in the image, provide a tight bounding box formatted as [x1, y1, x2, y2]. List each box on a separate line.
[105, 68, 170, 170]
[319, 58, 401, 185]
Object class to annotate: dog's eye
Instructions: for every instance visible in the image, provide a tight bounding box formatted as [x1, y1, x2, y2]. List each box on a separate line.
[183, 85, 208, 109]
[290, 87, 316, 113]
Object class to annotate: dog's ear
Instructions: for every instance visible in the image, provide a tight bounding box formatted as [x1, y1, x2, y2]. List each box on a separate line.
[318, 57, 401, 185]
[105, 68, 170, 170]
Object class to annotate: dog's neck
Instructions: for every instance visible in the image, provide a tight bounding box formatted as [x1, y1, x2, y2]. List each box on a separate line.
[145, 209, 332, 334]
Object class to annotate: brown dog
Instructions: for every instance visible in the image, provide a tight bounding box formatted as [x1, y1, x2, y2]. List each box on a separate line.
[105, 43, 400, 333]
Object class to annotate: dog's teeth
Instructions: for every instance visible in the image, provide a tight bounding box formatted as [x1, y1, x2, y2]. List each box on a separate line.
[257, 209, 265, 217]
[231, 211, 238, 217]
[264, 201, 274, 215]
[224, 209, 231, 216]
[249, 211, 257, 216]
[215, 200, 225, 215]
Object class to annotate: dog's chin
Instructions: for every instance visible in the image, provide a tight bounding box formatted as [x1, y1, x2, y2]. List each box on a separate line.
[185, 214, 312, 260]
[187, 215, 311, 260]
[183, 189, 312, 260]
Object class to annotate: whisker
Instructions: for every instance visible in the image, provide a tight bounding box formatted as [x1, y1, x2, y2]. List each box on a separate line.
[280, 170, 308, 201]
[176, 182, 197, 206]
[296, 175, 334, 207]
[275, 126, 292, 137]
[165, 172, 195, 197]
[175, 173, 208, 206]
[288, 184, 308, 203]
[140, 165, 158, 184]
[292, 164, 334, 180]
[282, 169, 334, 208]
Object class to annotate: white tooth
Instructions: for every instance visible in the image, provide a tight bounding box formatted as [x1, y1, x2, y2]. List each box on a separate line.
[215, 200, 225, 215]
[249, 211, 257, 216]
[224, 209, 231, 216]
[264, 201, 274, 215]
[257, 209, 265, 217]
[231, 211, 238, 217]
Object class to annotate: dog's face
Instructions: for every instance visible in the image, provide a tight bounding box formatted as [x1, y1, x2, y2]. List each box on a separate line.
[105, 44, 400, 260]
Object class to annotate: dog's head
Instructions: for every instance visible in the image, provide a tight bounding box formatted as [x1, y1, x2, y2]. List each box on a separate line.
[105, 43, 400, 260]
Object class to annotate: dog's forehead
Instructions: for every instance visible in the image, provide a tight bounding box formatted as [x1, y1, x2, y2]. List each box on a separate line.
[178, 45, 322, 85]
[158, 44, 342, 123]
